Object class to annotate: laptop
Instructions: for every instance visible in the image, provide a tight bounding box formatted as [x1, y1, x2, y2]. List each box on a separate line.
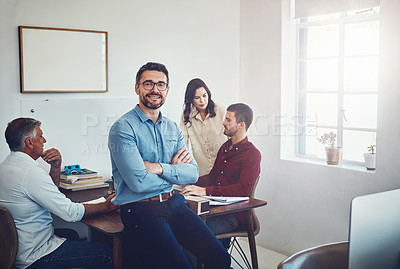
[348, 189, 400, 269]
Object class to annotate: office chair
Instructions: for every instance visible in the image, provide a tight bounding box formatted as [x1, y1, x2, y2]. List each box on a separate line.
[54, 228, 80, 241]
[0, 206, 18, 269]
[216, 176, 261, 269]
[277, 241, 349, 269]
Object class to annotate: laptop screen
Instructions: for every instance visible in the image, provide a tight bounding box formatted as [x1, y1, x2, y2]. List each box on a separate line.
[348, 189, 400, 269]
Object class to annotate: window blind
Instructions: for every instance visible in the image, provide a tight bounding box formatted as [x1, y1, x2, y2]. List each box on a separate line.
[294, 0, 380, 18]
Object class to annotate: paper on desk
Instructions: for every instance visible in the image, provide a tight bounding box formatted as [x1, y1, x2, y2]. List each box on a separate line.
[173, 184, 184, 191]
[200, 196, 249, 206]
[83, 197, 106, 204]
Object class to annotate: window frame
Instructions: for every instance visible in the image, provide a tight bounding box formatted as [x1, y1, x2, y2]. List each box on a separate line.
[289, 8, 380, 167]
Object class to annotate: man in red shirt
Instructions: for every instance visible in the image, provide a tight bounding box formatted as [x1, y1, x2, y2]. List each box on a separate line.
[182, 103, 261, 238]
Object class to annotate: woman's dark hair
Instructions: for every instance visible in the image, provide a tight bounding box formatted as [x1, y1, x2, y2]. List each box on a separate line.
[183, 78, 216, 126]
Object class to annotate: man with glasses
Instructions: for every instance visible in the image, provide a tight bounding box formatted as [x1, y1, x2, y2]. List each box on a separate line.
[108, 62, 230, 268]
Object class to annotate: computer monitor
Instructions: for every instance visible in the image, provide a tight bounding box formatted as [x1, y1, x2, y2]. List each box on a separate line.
[348, 189, 400, 269]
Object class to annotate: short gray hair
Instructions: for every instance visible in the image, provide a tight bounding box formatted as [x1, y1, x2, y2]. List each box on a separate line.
[5, 118, 41, 151]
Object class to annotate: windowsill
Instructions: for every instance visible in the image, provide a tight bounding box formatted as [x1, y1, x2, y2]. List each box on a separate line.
[281, 156, 376, 173]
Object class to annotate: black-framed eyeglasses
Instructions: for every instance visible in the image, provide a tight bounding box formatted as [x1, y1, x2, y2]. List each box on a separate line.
[138, 81, 168, 91]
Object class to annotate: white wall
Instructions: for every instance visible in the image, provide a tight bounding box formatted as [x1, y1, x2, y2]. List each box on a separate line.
[2, 0, 400, 258]
[240, 0, 400, 255]
[0, 0, 240, 177]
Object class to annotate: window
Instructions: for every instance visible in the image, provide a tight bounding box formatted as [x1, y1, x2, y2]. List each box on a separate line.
[292, 7, 379, 164]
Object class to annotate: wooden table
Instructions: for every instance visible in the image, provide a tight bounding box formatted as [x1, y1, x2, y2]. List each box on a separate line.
[63, 188, 267, 269]
[63, 188, 124, 269]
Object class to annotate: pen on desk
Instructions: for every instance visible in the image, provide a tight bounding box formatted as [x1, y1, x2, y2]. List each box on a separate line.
[199, 196, 227, 202]
[187, 194, 226, 202]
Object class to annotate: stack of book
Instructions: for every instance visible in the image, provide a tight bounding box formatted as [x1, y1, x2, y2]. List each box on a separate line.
[59, 168, 109, 191]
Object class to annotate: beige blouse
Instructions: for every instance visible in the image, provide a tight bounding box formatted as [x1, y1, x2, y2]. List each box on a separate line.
[179, 103, 227, 176]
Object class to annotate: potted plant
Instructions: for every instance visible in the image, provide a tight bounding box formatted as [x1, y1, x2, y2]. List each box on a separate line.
[363, 145, 376, 170]
[317, 132, 343, 165]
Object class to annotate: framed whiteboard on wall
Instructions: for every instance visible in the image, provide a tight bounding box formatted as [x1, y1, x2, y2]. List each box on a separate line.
[19, 26, 108, 93]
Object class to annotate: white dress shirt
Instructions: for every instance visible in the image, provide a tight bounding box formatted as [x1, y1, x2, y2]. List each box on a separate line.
[0, 151, 85, 269]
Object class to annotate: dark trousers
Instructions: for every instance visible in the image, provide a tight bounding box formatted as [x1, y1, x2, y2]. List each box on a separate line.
[120, 193, 231, 269]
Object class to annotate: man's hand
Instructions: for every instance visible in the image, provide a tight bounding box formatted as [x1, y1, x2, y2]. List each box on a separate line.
[42, 148, 62, 168]
[105, 193, 120, 212]
[83, 193, 120, 218]
[144, 161, 163, 175]
[42, 148, 62, 187]
[181, 185, 206, 196]
[142, 148, 192, 176]
[171, 148, 192, 165]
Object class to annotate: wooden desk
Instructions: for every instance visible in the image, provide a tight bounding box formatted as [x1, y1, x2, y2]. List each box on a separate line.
[63, 188, 124, 269]
[63, 189, 267, 269]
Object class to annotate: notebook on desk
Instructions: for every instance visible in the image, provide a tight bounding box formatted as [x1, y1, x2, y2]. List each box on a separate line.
[172, 185, 249, 205]
[348, 188, 400, 269]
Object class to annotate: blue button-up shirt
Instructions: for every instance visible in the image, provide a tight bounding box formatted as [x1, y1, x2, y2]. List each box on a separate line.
[108, 105, 199, 205]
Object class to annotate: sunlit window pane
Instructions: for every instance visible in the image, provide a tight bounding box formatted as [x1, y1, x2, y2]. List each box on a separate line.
[300, 24, 339, 58]
[344, 57, 379, 89]
[345, 21, 379, 56]
[306, 93, 337, 126]
[343, 130, 376, 162]
[305, 127, 337, 158]
[343, 94, 377, 129]
[295, 9, 379, 164]
[305, 59, 338, 90]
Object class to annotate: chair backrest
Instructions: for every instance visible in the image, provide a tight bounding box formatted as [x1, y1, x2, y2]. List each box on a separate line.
[216, 175, 261, 240]
[277, 241, 349, 269]
[0, 206, 18, 269]
[250, 175, 260, 234]
[250, 208, 260, 236]
[250, 175, 260, 198]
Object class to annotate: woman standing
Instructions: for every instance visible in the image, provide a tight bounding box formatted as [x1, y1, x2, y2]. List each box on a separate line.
[180, 78, 226, 176]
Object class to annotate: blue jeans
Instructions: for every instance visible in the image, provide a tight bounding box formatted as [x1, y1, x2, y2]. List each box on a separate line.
[27, 240, 113, 269]
[206, 214, 239, 235]
[120, 193, 231, 269]
[207, 214, 239, 249]
[186, 214, 239, 268]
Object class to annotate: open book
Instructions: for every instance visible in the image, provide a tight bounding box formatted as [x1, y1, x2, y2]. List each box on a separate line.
[173, 185, 250, 206]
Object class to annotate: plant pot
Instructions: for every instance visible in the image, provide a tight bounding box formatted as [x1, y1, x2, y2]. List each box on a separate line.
[363, 153, 376, 170]
[324, 147, 343, 165]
